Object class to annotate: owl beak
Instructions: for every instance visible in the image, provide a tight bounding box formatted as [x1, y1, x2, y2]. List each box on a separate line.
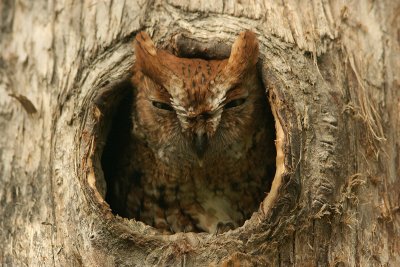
[194, 132, 208, 158]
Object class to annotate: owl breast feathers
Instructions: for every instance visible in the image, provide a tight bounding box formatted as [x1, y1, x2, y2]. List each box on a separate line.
[126, 31, 275, 234]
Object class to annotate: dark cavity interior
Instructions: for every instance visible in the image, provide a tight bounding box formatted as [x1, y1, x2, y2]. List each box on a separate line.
[101, 76, 276, 234]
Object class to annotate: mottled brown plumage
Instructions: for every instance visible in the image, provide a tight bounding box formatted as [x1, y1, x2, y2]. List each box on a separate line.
[126, 31, 274, 233]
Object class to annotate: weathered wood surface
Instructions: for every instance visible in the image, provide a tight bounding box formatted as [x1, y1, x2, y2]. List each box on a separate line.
[0, 0, 399, 266]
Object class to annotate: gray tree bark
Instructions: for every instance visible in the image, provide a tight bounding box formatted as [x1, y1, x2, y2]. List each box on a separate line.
[0, 0, 399, 266]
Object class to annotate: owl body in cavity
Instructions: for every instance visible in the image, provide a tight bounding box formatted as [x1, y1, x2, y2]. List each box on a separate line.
[126, 31, 275, 234]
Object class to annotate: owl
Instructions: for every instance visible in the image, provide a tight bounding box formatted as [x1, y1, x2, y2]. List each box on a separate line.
[124, 31, 275, 234]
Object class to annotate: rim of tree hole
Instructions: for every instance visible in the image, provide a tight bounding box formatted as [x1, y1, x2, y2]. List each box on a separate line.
[76, 32, 298, 245]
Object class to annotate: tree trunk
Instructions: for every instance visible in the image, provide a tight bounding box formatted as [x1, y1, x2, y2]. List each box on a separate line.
[1, 0, 399, 266]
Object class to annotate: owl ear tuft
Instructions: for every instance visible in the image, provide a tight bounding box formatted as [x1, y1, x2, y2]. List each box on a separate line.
[134, 32, 167, 86]
[135, 31, 157, 56]
[225, 31, 259, 78]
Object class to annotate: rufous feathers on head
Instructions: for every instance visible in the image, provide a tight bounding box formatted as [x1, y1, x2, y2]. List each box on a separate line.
[133, 31, 259, 99]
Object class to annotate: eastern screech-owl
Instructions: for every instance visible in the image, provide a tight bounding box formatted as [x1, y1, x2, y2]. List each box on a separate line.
[126, 31, 274, 234]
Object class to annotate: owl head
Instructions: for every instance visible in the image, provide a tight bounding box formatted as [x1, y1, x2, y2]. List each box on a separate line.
[131, 31, 266, 165]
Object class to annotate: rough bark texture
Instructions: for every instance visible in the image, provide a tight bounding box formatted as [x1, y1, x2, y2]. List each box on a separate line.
[0, 0, 399, 266]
